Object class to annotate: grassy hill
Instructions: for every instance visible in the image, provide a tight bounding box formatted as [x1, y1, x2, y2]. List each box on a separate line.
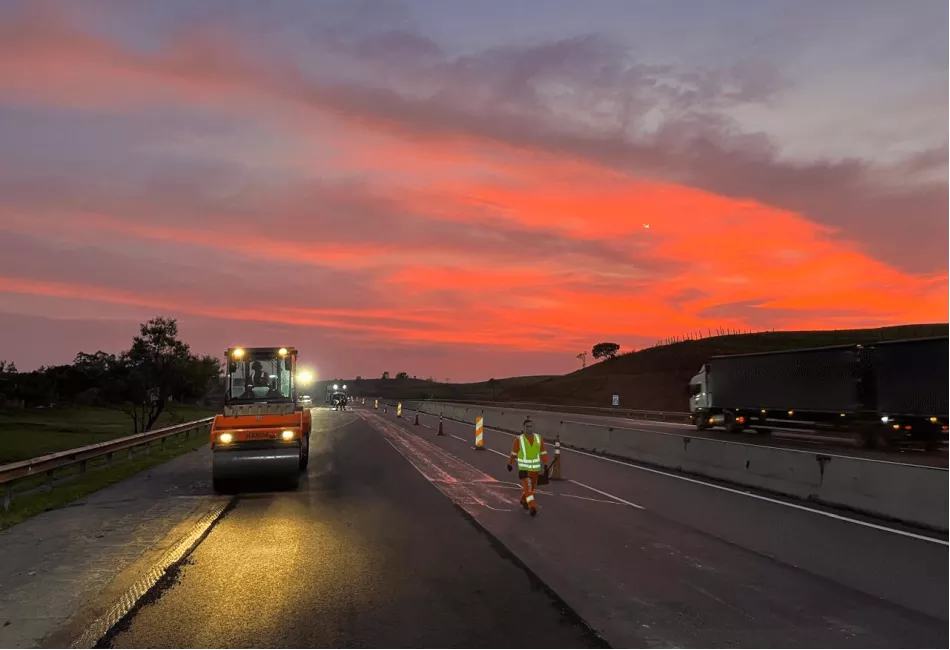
[321, 323, 948, 412]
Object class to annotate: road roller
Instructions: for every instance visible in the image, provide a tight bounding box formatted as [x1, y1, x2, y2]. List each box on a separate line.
[211, 346, 312, 492]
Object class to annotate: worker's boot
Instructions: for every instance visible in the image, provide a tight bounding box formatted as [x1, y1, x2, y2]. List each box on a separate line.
[529, 508, 538, 517]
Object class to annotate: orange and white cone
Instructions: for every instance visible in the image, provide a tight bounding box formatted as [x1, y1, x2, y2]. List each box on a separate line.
[474, 415, 485, 450]
[437, 415, 445, 436]
[397, 402, 403, 418]
[414, 411, 420, 426]
[550, 437, 563, 479]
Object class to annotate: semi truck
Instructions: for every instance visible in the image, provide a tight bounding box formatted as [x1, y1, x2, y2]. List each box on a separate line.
[325, 383, 347, 409]
[210, 346, 312, 492]
[688, 336, 948, 449]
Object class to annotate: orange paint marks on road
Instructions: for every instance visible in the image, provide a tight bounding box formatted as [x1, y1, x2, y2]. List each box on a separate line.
[360, 411, 513, 514]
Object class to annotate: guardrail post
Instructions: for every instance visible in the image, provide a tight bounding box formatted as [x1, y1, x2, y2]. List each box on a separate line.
[145, 441, 151, 456]
[106, 452, 114, 467]
[3, 490, 11, 511]
[46, 470, 54, 491]
[79, 459, 87, 475]
[160, 436, 167, 450]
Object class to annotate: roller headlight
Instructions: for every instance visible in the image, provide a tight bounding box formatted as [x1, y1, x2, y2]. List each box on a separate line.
[281, 430, 295, 441]
[219, 432, 234, 444]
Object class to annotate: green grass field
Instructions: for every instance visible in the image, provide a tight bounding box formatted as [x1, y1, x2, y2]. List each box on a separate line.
[0, 427, 210, 530]
[0, 405, 216, 464]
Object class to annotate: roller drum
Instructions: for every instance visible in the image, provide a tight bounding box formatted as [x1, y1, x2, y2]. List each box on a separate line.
[212, 446, 301, 482]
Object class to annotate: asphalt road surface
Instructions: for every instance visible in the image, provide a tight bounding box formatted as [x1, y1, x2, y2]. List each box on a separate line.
[103, 409, 604, 649]
[368, 405, 947, 647]
[99, 405, 947, 648]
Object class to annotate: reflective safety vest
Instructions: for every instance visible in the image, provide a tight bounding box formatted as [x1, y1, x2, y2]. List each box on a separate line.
[517, 434, 542, 472]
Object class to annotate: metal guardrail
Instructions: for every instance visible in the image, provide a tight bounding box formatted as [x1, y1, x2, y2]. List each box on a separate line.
[0, 417, 214, 510]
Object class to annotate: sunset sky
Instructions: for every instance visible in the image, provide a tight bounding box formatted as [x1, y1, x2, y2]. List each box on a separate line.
[0, 0, 947, 381]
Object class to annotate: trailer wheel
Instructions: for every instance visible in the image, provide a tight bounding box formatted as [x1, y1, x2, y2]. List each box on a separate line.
[724, 414, 744, 434]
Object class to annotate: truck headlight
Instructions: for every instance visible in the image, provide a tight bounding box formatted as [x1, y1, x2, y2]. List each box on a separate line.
[281, 430, 294, 440]
[219, 433, 234, 444]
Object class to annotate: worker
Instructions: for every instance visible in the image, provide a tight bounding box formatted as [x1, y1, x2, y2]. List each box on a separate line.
[251, 361, 269, 387]
[506, 418, 549, 517]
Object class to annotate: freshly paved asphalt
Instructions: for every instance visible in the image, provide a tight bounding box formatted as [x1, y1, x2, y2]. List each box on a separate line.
[104, 409, 605, 648]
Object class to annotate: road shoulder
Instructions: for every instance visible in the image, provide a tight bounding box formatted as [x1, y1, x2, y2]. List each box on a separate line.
[0, 447, 224, 649]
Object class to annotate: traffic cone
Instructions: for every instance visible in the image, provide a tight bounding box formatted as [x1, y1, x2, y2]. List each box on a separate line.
[374, 399, 378, 410]
[550, 437, 563, 480]
[437, 415, 445, 436]
[384, 404, 388, 413]
[474, 415, 485, 451]
[397, 402, 403, 418]
[414, 411, 420, 426]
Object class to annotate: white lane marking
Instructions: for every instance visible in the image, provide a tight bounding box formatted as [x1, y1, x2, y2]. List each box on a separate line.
[445, 433, 509, 458]
[568, 479, 645, 509]
[561, 492, 624, 506]
[496, 482, 622, 506]
[455, 421, 949, 546]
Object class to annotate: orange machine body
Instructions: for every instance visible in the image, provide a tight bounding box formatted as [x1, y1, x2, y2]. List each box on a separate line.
[210, 346, 313, 490]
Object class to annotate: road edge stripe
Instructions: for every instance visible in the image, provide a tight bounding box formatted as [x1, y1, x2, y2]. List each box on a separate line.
[70, 498, 235, 648]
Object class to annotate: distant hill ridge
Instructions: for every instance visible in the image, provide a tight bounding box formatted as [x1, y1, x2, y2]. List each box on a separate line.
[318, 323, 949, 412]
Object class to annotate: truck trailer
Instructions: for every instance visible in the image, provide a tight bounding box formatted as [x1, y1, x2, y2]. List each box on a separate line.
[688, 336, 948, 448]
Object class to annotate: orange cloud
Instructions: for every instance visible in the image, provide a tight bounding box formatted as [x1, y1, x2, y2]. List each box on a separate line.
[0, 4, 945, 376]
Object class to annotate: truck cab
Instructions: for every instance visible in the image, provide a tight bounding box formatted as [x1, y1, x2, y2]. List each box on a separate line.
[688, 366, 711, 412]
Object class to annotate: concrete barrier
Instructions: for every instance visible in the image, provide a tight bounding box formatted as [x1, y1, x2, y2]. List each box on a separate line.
[416, 401, 948, 531]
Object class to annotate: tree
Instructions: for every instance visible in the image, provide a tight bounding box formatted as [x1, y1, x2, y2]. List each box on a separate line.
[381, 371, 390, 380]
[395, 371, 409, 379]
[0, 360, 17, 374]
[112, 317, 194, 432]
[576, 351, 588, 368]
[592, 342, 620, 360]
[178, 354, 221, 405]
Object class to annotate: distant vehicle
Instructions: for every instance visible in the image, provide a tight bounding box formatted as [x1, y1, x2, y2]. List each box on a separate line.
[688, 336, 949, 449]
[297, 395, 313, 408]
[325, 382, 348, 408]
[330, 392, 347, 410]
[210, 346, 312, 492]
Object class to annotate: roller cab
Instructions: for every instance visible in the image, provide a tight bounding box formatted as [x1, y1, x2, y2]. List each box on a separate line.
[211, 346, 312, 492]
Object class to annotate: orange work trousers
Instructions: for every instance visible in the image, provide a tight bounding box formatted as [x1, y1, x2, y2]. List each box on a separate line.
[518, 470, 539, 511]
